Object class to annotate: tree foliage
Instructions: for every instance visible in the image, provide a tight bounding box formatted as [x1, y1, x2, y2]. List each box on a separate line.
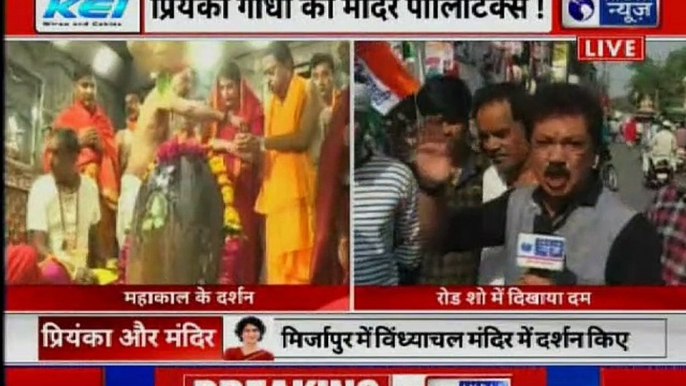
[627, 47, 686, 109]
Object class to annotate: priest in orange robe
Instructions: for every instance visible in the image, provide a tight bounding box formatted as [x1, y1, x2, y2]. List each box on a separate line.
[43, 68, 119, 262]
[238, 42, 323, 284]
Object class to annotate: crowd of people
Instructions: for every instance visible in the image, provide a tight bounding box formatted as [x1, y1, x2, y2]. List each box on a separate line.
[611, 115, 686, 179]
[6, 41, 350, 286]
[354, 74, 686, 286]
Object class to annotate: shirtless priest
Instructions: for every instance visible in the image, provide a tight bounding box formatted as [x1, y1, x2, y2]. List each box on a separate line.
[116, 42, 226, 252]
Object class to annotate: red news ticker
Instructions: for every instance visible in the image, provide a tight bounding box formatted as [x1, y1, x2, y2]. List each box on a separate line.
[156, 368, 546, 386]
[577, 37, 646, 62]
[354, 286, 686, 311]
[38, 316, 223, 361]
[186, 376, 389, 386]
[6, 285, 348, 312]
[601, 367, 686, 386]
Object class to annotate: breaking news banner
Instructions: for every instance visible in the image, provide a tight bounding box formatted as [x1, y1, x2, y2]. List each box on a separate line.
[190, 376, 392, 386]
[186, 376, 513, 386]
[5, 368, 547, 386]
[7, 367, 686, 386]
[149, 368, 686, 386]
[5, 313, 686, 363]
[155, 368, 548, 386]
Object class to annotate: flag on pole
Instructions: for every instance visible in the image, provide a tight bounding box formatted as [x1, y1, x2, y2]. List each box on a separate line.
[355, 41, 420, 115]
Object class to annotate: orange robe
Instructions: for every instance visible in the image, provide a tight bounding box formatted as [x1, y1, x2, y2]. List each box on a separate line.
[44, 103, 120, 260]
[310, 88, 349, 285]
[255, 76, 315, 284]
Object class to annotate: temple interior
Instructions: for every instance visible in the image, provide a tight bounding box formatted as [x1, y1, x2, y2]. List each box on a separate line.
[4, 40, 346, 248]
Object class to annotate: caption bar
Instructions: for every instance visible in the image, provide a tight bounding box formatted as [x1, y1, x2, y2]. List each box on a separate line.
[145, 0, 551, 33]
[276, 318, 666, 359]
[3, 315, 674, 362]
[37, 317, 222, 361]
[6, 285, 347, 311]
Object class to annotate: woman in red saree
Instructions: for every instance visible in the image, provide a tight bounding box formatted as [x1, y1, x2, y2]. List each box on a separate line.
[207, 62, 264, 285]
[223, 316, 274, 361]
[43, 69, 119, 262]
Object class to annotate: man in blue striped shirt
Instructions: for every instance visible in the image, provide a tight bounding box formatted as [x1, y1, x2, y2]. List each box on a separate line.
[353, 84, 421, 285]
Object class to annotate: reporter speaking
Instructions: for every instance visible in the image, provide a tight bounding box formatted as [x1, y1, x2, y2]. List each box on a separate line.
[420, 84, 664, 285]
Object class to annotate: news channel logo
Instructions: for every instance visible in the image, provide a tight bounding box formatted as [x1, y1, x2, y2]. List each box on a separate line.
[562, 0, 659, 28]
[35, 0, 141, 33]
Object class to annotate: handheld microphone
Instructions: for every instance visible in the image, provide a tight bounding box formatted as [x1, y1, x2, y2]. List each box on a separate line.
[516, 233, 576, 285]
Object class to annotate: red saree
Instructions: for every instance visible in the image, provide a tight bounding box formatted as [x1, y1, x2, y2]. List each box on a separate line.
[310, 87, 350, 285]
[223, 347, 274, 361]
[44, 103, 120, 259]
[208, 79, 264, 285]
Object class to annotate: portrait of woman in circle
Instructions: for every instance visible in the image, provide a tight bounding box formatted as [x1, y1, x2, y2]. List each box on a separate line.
[223, 316, 275, 361]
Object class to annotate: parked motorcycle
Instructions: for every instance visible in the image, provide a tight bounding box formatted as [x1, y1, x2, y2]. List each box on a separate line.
[598, 147, 619, 191]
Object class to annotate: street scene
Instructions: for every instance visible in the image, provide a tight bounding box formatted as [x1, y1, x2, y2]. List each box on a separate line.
[353, 41, 686, 287]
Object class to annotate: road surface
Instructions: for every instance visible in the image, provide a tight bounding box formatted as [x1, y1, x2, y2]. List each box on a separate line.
[609, 143, 656, 212]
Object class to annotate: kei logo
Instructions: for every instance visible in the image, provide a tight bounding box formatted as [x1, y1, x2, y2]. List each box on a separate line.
[43, 0, 129, 19]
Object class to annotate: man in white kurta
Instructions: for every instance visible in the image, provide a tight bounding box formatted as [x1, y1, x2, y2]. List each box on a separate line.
[28, 129, 101, 280]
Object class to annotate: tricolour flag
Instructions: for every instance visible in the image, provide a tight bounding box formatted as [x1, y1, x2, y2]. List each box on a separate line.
[355, 42, 420, 115]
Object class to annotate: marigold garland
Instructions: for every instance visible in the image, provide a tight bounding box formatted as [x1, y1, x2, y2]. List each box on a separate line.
[142, 140, 243, 238]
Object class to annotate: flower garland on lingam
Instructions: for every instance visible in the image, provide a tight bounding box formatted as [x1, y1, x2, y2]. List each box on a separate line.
[117, 139, 243, 284]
